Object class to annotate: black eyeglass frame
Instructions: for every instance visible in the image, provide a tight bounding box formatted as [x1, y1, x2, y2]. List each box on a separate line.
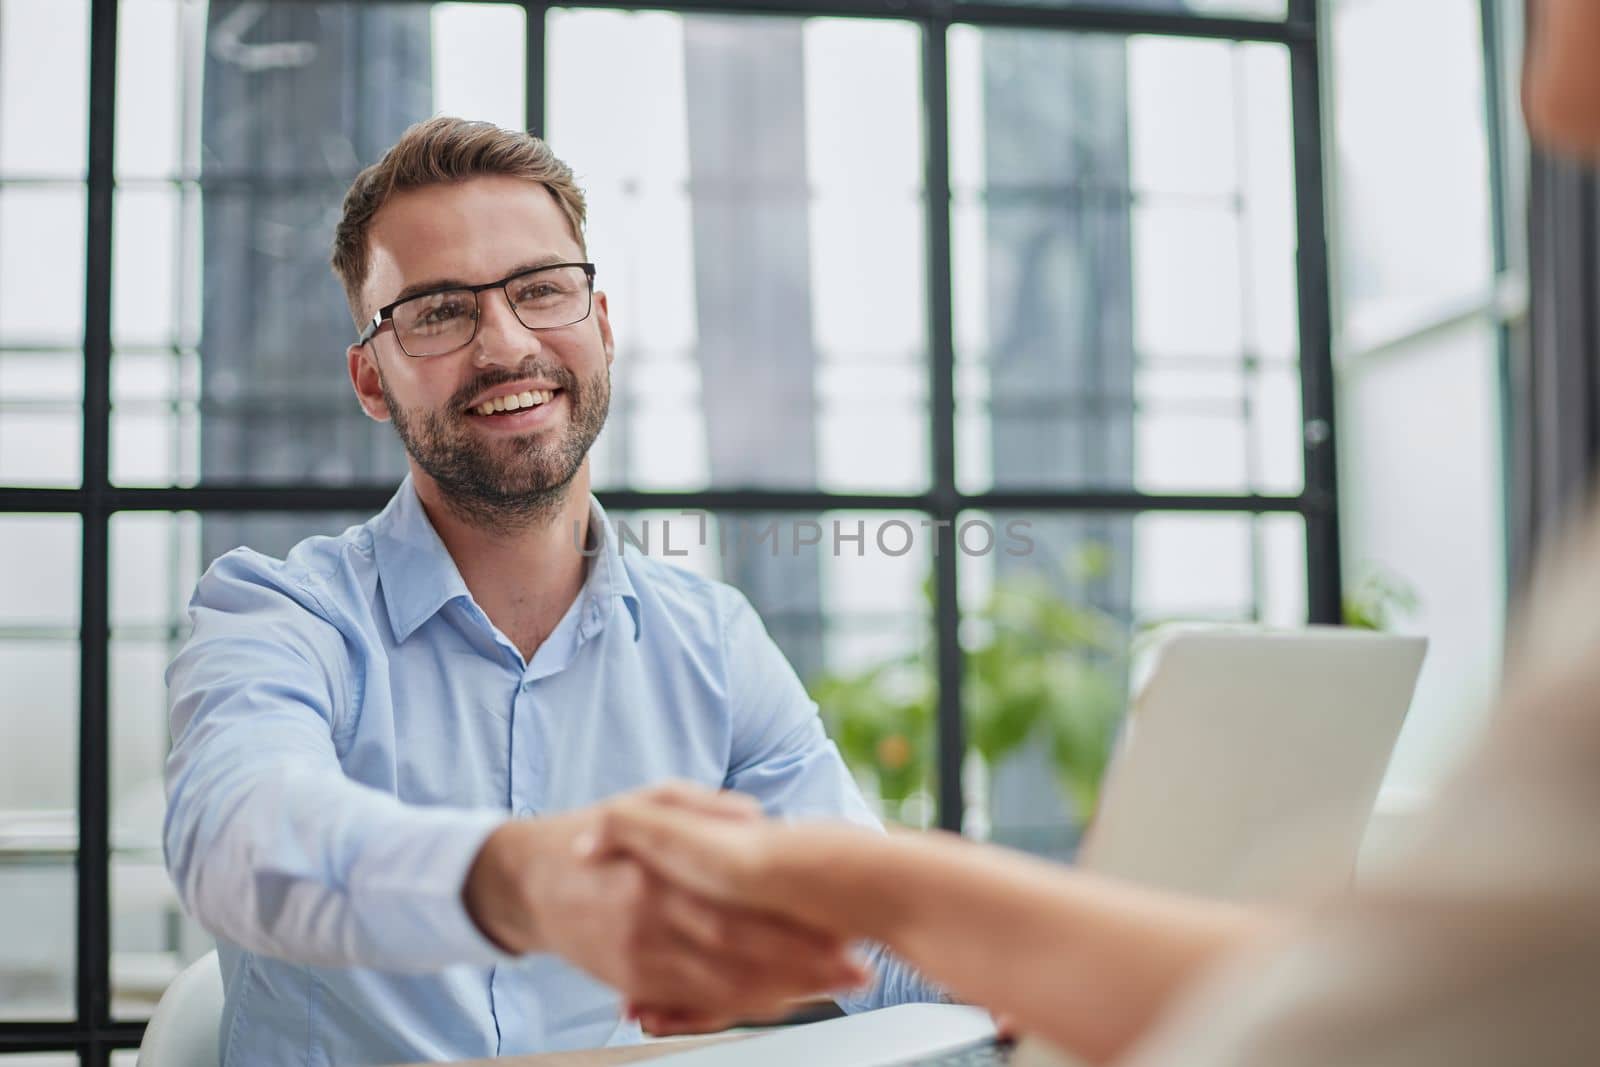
[356, 261, 597, 357]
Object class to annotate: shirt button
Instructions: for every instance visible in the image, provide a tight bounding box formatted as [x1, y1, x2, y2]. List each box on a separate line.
[516, 806, 535, 819]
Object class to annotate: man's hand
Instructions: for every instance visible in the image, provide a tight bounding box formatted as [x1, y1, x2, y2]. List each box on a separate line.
[577, 786, 896, 940]
[462, 782, 871, 1029]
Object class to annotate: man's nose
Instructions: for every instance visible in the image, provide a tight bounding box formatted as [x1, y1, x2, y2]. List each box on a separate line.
[470, 289, 541, 366]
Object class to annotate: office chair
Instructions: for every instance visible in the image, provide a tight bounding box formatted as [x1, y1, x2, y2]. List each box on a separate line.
[137, 949, 222, 1067]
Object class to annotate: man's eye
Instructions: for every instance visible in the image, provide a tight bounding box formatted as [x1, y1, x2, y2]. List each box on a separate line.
[412, 297, 471, 327]
[515, 283, 561, 303]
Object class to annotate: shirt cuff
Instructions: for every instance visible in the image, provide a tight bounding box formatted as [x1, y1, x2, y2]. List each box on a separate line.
[834, 941, 949, 1012]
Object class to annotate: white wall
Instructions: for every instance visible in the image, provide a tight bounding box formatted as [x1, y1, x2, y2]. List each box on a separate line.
[1329, 0, 1511, 795]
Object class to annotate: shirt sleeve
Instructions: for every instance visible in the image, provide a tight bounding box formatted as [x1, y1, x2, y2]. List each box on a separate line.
[715, 585, 949, 1011]
[163, 550, 514, 972]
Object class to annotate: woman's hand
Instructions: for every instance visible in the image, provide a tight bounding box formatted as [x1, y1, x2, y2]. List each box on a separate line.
[574, 784, 887, 1034]
[574, 785, 885, 937]
[465, 781, 868, 1034]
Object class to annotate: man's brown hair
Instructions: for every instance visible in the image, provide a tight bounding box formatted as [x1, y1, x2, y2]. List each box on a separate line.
[331, 116, 587, 324]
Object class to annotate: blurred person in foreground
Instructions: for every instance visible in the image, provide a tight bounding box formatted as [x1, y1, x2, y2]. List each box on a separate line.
[582, 2, 1600, 1063]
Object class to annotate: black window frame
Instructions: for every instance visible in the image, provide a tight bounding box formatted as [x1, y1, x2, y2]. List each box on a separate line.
[0, 0, 1375, 1060]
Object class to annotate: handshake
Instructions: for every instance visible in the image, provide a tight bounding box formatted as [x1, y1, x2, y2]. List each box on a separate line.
[462, 782, 1263, 1059]
[462, 782, 885, 1036]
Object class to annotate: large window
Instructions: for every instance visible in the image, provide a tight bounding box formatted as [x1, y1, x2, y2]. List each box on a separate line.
[0, 0, 1362, 1060]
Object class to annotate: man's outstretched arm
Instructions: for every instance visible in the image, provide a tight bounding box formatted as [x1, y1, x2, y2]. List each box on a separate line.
[164, 552, 509, 971]
[166, 553, 867, 1019]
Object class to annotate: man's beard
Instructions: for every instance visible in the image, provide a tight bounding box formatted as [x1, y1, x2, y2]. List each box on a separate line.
[381, 358, 610, 535]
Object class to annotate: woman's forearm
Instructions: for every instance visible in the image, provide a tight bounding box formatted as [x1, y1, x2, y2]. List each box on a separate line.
[795, 829, 1275, 1064]
[585, 798, 1275, 1057]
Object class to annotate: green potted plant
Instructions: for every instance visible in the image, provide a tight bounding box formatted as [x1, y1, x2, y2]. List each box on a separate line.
[809, 660, 934, 821]
[1342, 564, 1420, 631]
[810, 556, 1126, 829]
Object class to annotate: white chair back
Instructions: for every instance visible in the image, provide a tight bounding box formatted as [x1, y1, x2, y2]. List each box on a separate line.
[137, 949, 223, 1067]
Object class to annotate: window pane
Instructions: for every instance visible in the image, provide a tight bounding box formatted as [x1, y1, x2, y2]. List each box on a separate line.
[0, 352, 83, 487]
[431, 3, 526, 131]
[113, 179, 409, 487]
[1332, 0, 1493, 342]
[0, 640, 80, 1023]
[110, 349, 199, 487]
[0, 857, 75, 1023]
[0, 515, 80, 630]
[0, 187, 87, 347]
[108, 510, 367, 1019]
[816, 361, 928, 492]
[113, 186, 189, 349]
[1134, 203, 1243, 356]
[1134, 512, 1256, 618]
[549, 10, 929, 493]
[0, 516, 79, 1022]
[1135, 363, 1251, 492]
[110, 2, 527, 487]
[115, 0, 194, 179]
[957, 509, 1306, 857]
[1237, 45, 1299, 361]
[0, 0, 90, 178]
[0, 642, 80, 813]
[0, 514, 82, 819]
[951, 28, 1299, 494]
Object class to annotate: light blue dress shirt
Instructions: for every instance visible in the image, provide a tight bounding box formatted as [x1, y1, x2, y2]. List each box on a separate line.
[164, 477, 938, 1066]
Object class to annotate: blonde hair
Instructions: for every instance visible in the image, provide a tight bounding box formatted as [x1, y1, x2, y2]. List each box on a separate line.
[331, 116, 587, 322]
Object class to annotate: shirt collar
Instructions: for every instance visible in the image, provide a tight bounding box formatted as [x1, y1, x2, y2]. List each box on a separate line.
[582, 496, 642, 642]
[371, 476, 641, 644]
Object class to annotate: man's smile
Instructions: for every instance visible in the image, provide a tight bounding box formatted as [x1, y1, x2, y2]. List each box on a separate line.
[463, 386, 567, 431]
[463, 379, 566, 414]
[470, 387, 557, 417]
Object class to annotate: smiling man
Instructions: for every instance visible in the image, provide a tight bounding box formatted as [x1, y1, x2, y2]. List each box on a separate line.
[162, 117, 937, 1067]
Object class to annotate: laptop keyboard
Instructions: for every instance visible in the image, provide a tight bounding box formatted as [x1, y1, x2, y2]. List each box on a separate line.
[892, 1038, 1016, 1065]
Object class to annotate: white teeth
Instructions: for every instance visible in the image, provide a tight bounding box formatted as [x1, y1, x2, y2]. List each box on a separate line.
[473, 389, 556, 416]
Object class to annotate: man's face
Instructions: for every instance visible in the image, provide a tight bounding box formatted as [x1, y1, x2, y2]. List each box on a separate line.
[347, 174, 613, 525]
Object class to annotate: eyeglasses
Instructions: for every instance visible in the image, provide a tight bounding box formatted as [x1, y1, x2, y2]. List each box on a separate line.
[358, 261, 597, 359]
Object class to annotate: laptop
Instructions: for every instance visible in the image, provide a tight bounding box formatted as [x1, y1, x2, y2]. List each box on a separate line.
[1079, 626, 1426, 902]
[651, 627, 1428, 1066]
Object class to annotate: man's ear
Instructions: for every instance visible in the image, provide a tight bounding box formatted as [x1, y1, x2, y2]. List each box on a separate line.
[348, 342, 392, 422]
[595, 290, 615, 367]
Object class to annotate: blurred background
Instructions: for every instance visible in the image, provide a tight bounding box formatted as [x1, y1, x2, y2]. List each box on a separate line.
[0, 0, 1522, 1061]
